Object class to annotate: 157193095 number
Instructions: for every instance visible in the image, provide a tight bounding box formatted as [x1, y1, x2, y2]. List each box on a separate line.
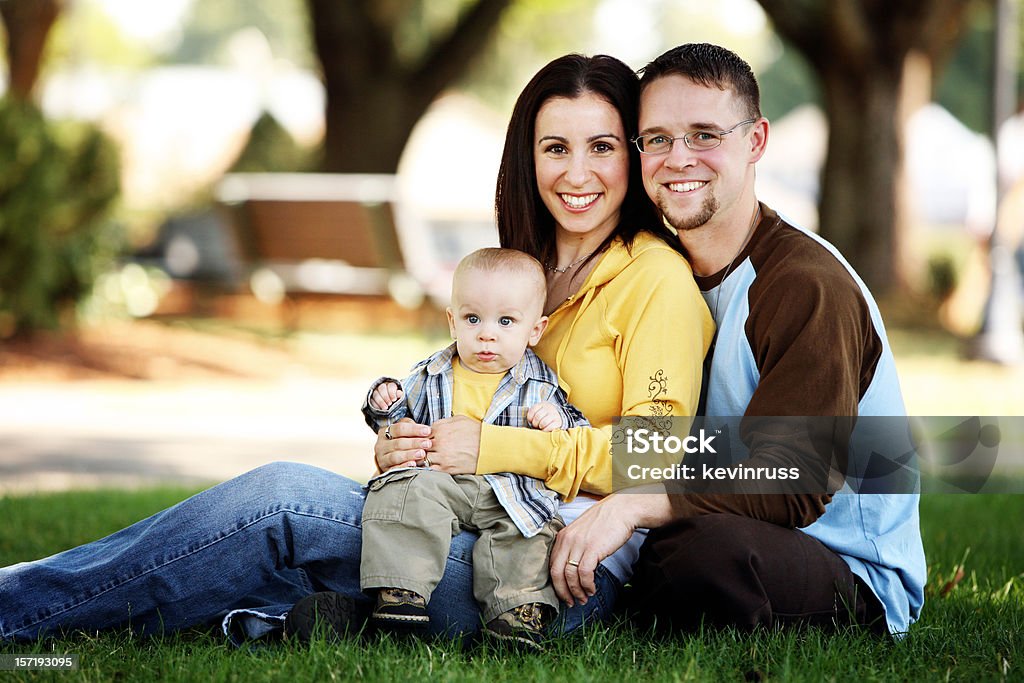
[0, 654, 79, 670]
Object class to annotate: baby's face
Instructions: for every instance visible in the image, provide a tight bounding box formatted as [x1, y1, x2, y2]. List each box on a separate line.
[446, 268, 547, 374]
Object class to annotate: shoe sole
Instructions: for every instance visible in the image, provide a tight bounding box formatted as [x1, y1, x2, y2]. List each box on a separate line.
[371, 612, 430, 624]
[370, 608, 430, 638]
[483, 628, 544, 652]
[284, 591, 355, 642]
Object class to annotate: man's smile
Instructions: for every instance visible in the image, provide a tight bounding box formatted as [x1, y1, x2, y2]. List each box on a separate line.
[667, 181, 708, 193]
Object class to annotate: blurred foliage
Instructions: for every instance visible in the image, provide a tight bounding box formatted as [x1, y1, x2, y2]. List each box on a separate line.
[928, 252, 959, 300]
[228, 111, 318, 172]
[934, 0, 1012, 135]
[46, 1, 156, 70]
[461, 0, 596, 113]
[0, 98, 123, 339]
[168, 0, 314, 68]
[387, 0, 487, 68]
[759, 0, 1022, 133]
[934, 0, 993, 134]
[757, 37, 820, 120]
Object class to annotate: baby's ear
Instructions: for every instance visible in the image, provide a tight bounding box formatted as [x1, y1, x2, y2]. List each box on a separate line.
[446, 307, 457, 340]
[528, 316, 549, 346]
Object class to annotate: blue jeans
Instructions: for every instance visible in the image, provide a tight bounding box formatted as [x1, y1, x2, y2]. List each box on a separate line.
[0, 462, 620, 643]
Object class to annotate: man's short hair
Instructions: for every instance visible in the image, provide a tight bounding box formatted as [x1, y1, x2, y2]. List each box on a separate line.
[638, 43, 761, 120]
[454, 248, 547, 307]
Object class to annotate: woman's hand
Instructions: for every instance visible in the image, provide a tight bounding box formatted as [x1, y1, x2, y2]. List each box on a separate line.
[426, 415, 482, 474]
[373, 418, 432, 471]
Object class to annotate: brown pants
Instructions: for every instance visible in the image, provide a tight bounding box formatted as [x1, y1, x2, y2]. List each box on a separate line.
[624, 513, 887, 634]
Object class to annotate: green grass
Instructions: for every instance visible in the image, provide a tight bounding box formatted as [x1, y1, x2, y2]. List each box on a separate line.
[1, 490, 1022, 682]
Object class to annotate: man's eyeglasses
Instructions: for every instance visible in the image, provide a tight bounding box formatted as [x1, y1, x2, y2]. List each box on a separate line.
[632, 118, 757, 155]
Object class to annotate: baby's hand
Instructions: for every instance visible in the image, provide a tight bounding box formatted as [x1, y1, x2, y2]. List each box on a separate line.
[370, 382, 403, 411]
[527, 401, 562, 432]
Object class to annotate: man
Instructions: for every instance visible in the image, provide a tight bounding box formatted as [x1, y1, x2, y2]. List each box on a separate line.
[548, 43, 926, 636]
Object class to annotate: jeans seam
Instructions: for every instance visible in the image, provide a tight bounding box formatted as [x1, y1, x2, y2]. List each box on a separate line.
[9, 506, 358, 636]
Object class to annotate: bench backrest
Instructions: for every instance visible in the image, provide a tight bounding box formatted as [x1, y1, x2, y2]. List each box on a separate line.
[218, 173, 403, 271]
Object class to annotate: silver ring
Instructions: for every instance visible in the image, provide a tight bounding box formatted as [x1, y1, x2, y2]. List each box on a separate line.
[424, 457, 432, 468]
[384, 425, 393, 440]
[567, 560, 580, 568]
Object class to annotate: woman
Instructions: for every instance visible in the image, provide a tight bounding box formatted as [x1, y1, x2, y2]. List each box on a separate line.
[0, 55, 713, 644]
[373, 54, 715, 626]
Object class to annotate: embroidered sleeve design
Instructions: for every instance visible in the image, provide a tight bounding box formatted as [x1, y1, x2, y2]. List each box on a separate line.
[648, 369, 673, 418]
[610, 370, 675, 446]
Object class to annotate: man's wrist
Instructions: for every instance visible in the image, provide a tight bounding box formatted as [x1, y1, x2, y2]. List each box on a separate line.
[605, 486, 675, 529]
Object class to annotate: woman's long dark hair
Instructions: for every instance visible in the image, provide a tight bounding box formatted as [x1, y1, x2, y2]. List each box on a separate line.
[495, 54, 669, 270]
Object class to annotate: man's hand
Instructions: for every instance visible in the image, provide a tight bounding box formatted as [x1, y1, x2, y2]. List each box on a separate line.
[374, 418, 431, 471]
[369, 382, 403, 411]
[527, 401, 562, 432]
[426, 415, 482, 474]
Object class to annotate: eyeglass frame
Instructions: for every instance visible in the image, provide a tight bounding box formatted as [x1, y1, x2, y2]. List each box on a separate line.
[631, 118, 758, 155]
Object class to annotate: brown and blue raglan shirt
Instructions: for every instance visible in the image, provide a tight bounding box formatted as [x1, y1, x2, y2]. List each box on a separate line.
[683, 203, 926, 635]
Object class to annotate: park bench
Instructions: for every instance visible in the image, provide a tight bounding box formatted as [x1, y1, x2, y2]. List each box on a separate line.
[215, 173, 451, 310]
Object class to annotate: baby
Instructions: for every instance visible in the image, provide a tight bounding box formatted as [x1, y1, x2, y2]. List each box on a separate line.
[360, 247, 588, 649]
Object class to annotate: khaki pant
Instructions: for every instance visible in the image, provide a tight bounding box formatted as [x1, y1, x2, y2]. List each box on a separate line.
[360, 469, 562, 621]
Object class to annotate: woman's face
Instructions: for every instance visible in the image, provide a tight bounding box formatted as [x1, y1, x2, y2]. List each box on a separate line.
[533, 93, 629, 242]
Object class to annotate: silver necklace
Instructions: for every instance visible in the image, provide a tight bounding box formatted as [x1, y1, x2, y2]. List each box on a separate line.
[711, 205, 761, 325]
[545, 250, 595, 274]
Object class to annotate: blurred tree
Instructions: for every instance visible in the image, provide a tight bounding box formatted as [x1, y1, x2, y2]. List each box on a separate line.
[0, 1, 123, 338]
[229, 111, 318, 172]
[170, 0, 314, 68]
[307, 0, 513, 173]
[0, 0, 64, 100]
[0, 98, 121, 338]
[935, 0, 995, 134]
[460, 0, 594, 114]
[757, 40, 820, 121]
[45, 1, 165, 70]
[756, 0, 975, 297]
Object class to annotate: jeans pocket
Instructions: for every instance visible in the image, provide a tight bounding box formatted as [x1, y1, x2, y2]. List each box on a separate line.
[363, 469, 421, 522]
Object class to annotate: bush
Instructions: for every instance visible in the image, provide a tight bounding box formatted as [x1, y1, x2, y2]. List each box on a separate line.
[229, 111, 317, 173]
[0, 97, 122, 338]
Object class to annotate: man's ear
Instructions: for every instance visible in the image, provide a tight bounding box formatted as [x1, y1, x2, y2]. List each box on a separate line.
[528, 316, 549, 346]
[446, 307, 457, 340]
[749, 117, 769, 164]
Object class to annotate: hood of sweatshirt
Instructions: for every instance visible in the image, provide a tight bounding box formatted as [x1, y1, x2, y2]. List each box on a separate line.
[544, 230, 681, 377]
[565, 230, 677, 304]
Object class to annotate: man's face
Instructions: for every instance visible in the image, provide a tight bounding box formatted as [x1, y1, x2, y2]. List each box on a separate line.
[446, 268, 547, 374]
[638, 75, 760, 233]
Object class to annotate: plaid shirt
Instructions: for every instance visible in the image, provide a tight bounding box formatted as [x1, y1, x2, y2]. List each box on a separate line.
[362, 343, 589, 537]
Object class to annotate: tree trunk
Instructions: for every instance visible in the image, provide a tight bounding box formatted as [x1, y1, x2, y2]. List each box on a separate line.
[895, 50, 936, 285]
[0, 0, 62, 101]
[307, 0, 511, 173]
[817, 59, 906, 294]
[324, 78, 422, 174]
[757, 0, 975, 299]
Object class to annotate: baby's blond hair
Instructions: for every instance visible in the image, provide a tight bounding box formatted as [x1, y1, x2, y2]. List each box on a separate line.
[453, 248, 547, 308]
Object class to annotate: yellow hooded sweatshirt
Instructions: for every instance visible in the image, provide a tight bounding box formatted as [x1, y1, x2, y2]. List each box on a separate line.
[476, 231, 714, 500]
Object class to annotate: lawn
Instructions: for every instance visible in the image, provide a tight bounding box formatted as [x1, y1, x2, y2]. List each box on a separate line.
[1, 489, 1021, 682]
